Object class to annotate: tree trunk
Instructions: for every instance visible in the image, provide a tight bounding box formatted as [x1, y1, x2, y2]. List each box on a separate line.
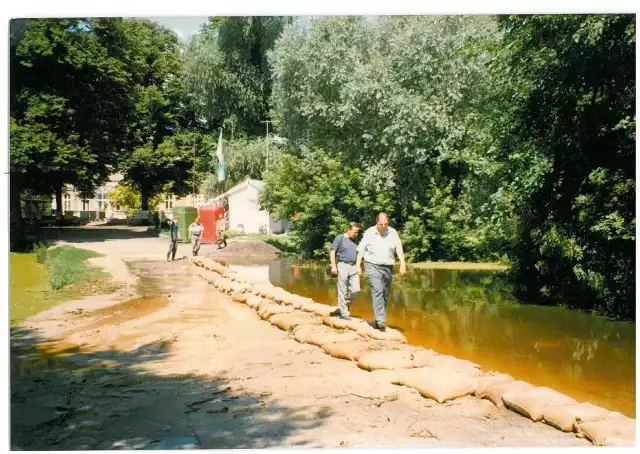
[141, 187, 149, 211]
[9, 173, 25, 251]
[54, 183, 63, 221]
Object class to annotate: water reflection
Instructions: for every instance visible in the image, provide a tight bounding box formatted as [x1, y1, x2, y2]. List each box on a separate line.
[268, 258, 636, 418]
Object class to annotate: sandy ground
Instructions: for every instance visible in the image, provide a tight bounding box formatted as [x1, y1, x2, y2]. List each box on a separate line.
[10, 226, 594, 449]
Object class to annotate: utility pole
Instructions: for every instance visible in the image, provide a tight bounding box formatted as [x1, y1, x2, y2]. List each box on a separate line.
[192, 136, 196, 205]
[261, 120, 271, 168]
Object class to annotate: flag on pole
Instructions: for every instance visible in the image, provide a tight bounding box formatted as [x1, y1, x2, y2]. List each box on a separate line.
[216, 128, 226, 182]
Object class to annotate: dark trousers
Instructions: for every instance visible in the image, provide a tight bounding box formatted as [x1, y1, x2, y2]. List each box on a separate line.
[364, 262, 393, 325]
[167, 239, 178, 260]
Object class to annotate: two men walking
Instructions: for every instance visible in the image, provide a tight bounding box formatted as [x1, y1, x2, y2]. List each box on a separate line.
[167, 215, 207, 260]
[330, 212, 406, 331]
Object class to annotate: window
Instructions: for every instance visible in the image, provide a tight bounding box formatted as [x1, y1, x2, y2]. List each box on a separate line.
[96, 187, 108, 211]
[82, 199, 89, 211]
[165, 195, 173, 209]
[63, 193, 71, 212]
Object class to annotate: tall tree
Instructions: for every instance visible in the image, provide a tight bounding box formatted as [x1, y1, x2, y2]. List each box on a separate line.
[267, 16, 498, 256]
[114, 18, 190, 210]
[182, 16, 290, 136]
[493, 14, 636, 319]
[10, 18, 135, 248]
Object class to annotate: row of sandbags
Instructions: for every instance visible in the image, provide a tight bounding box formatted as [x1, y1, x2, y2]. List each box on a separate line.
[189, 257, 636, 447]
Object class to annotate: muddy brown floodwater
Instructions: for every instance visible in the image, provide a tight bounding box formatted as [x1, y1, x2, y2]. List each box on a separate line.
[266, 258, 636, 418]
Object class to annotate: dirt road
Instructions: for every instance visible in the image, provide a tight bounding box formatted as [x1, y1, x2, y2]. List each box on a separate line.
[10, 227, 593, 449]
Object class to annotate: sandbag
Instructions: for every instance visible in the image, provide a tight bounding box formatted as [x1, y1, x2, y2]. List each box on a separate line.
[231, 292, 248, 304]
[354, 322, 408, 343]
[269, 312, 322, 332]
[257, 302, 294, 320]
[245, 295, 265, 309]
[474, 373, 514, 397]
[308, 330, 361, 348]
[214, 278, 236, 293]
[321, 339, 377, 361]
[423, 354, 482, 376]
[357, 348, 425, 371]
[231, 281, 252, 293]
[193, 267, 220, 285]
[502, 386, 578, 422]
[322, 315, 369, 332]
[262, 286, 291, 302]
[278, 293, 305, 309]
[279, 293, 304, 305]
[394, 367, 478, 404]
[252, 283, 276, 297]
[299, 302, 337, 317]
[576, 414, 636, 446]
[543, 402, 612, 432]
[292, 324, 329, 343]
[483, 380, 535, 407]
[202, 259, 228, 276]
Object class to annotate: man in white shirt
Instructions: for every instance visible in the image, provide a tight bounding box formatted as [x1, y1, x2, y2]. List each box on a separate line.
[356, 212, 406, 331]
[189, 216, 205, 256]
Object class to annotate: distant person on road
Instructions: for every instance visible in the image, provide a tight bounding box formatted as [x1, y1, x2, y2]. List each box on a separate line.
[167, 217, 179, 261]
[216, 213, 228, 249]
[329, 221, 361, 320]
[356, 212, 406, 331]
[153, 211, 160, 229]
[189, 216, 205, 257]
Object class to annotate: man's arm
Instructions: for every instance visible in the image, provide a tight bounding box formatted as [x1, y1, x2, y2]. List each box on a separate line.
[395, 230, 406, 276]
[330, 236, 340, 274]
[355, 230, 368, 276]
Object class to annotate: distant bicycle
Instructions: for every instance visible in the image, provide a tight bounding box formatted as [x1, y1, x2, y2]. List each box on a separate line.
[258, 224, 267, 235]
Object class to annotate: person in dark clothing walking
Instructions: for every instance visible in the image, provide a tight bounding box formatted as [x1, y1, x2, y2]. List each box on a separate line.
[329, 221, 361, 320]
[167, 217, 179, 261]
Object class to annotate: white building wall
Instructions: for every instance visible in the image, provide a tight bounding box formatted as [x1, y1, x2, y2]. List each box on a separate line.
[227, 185, 271, 234]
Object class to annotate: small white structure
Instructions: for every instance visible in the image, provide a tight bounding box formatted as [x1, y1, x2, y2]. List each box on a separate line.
[210, 178, 291, 234]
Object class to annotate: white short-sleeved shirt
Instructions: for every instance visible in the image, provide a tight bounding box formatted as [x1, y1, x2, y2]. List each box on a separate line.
[356, 226, 403, 266]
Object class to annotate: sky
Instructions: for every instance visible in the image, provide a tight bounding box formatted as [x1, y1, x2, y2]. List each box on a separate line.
[145, 16, 209, 42]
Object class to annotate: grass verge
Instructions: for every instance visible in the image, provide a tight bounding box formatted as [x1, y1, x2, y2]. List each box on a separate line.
[10, 246, 121, 324]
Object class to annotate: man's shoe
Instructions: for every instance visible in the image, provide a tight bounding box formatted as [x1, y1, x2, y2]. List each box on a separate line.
[329, 309, 341, 317]
[376, 322, 387, 332]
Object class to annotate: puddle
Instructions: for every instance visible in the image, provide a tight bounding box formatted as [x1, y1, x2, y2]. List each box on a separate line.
[128, 260, 208, 297]
[62, 296, 171, 338]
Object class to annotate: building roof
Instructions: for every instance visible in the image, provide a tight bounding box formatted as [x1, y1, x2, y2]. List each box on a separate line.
[209, 178, 264, 203]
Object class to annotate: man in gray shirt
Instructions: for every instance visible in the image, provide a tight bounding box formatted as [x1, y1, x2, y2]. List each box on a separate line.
[356, 212, 406, 331]
[329, 222, 361, 320]
[189, 216, 205, 257]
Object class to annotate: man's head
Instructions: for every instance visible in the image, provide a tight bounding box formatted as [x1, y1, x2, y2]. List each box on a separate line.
[346, 221, 360, 239]
[173, 216, 178, 223]
[218, 213, 224, 219]
[194, 216, 200, 224]
[376, 212, 389, 234]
